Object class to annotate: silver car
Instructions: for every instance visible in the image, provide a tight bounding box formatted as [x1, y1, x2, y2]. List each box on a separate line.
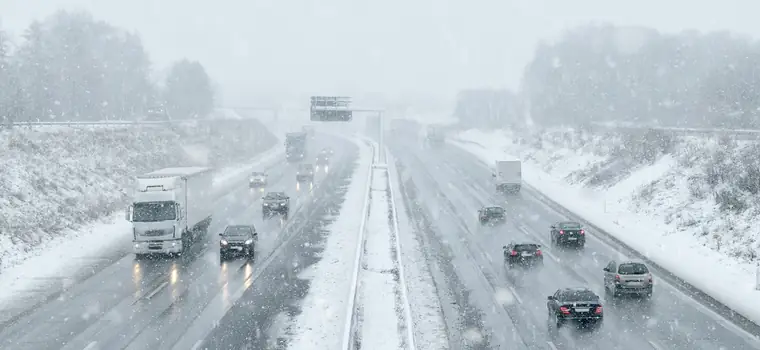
[603, 260, 653, 299]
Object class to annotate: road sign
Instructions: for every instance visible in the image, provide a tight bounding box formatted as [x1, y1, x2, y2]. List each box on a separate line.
[310, 96, 353, 121]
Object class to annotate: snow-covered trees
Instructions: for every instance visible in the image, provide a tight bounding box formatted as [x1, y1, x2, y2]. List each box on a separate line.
[0, 11, 214, 122]
[163, 59, 214, 119]
[523, 24, 760, 128]
[453, 89, 521, 129]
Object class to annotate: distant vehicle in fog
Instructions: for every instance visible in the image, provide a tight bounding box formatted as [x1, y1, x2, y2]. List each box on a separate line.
[492, 160, 521, 193]
[249, 172, 267, 188]
[478, 206, 506, 225]
[297, 163, 315, 182]
[262, 191, 290, 218]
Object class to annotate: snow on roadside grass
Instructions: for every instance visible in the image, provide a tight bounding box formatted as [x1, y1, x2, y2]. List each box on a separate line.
[286, 138, 372, 350]
[0, 148, 284, 312]
[0, 119, 276, 270]
[387, 153, 450, 350]
[357, 166, 402, 349]
[449, 128, 760, 326]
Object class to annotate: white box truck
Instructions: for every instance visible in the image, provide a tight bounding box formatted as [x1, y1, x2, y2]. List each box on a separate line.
[127, 167, 214, 256]
[493, 160, 522, 193]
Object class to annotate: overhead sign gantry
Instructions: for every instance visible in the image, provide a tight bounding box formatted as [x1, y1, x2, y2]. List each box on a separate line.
[310, 96, 353, 122]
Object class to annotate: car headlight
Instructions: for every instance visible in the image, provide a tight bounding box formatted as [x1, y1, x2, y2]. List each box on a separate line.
[220, 239, 228, 245]
[263, 203, 270, 206]
[245, 239, 253, 245]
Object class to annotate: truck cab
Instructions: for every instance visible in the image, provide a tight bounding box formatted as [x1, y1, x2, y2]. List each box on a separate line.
[127, 167, 213, 256]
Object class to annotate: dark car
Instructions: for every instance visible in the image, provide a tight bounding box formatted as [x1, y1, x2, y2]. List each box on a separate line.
[503, 243, 543, 268]
[547, 288, 603, 330]
[219, 225, 257, 259]
[478, 206, 506, 225]
[550, 221, 586, 248]
[262, 192, 290, 217]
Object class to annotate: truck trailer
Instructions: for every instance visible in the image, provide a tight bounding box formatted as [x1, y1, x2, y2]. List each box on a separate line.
[493, 160, 522, 193]
[285, 132, 308, 162]
[127, 167, 214, 256]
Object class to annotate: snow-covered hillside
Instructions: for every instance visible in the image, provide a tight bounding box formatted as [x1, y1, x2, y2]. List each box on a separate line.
[460, 127, 760, 262]
[451, 127, 760, 323]
[0, 120, 276, 268]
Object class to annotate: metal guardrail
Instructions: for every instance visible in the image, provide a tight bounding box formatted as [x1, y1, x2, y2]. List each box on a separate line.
[591, 122, 760, 137]
[1, 117, 260, 127]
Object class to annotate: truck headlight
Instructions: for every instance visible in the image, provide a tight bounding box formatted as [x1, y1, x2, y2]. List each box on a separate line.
[221, 239, 228, 245]
[245, 239, 253, 245]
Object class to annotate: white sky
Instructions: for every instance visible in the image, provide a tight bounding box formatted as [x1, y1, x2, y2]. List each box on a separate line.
[1, 0, 759, 107]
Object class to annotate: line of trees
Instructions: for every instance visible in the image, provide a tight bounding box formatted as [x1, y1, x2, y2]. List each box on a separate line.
[455, 23, 760, 129]
[0, 10, 214, 122]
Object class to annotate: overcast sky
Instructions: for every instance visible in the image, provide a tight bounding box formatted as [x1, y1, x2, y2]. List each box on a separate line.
[2, 0, 759, 106]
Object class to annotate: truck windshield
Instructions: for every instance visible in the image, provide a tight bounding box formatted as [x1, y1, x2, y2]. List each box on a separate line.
[133, 201, 176, 222]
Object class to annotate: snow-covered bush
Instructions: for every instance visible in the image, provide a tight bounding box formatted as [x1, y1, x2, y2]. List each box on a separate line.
[0, 120, 276, 258]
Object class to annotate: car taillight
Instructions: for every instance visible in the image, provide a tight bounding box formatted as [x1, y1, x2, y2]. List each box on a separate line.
[559, 230, 564, 235]
[510, 250, 518, 256]
[614, 274, 621, 283]
[559, 307, 571, 314]
[535, 249, 542, 256]
[580, 229, 585, 235]
[594, 306, 603, 314]
[648, 274, 653, 284]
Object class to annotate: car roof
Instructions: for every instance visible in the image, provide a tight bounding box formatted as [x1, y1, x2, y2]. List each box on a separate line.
[482, 206, 504, 210]
[265, 191, 287, 197]
[558, 221, 581, 227]
[225, 225, 254, 230]
[618, 260, 647, 266]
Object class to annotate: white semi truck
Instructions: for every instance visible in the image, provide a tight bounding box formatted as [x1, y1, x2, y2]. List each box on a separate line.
[127, 167, 214, 256]
[493, 160, 522, 193]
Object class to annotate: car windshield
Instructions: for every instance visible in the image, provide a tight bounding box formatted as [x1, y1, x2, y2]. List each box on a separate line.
[618, 263, 649, 275]
[133, 201, 176, 222]
[224, 226, 252, 236]
[266, 193, 285, 199]
[560, 290, 597, 301]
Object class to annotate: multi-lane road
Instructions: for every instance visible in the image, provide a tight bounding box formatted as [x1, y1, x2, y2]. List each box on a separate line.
[389, 132, 760, 350]
[1, 128, 759, 350]
[0, 135, 358, 350]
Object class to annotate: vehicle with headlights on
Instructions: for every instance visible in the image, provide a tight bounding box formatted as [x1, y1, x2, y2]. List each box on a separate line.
[219, 224, 257, 259]
[249, 171, 268, 188]
[262, 191, 290, 218]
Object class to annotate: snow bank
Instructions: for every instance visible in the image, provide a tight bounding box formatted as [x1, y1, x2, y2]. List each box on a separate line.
[449, 128, 760, 326]
[287, 138, 373, 350]
[358, 168, 402, 349]
[0, 119, 276, 269]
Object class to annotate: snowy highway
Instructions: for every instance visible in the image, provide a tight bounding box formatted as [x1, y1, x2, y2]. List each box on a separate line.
[389, 133, 760, 350]
[1, 130, 759, 350]
[0, 134, 358, 350]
